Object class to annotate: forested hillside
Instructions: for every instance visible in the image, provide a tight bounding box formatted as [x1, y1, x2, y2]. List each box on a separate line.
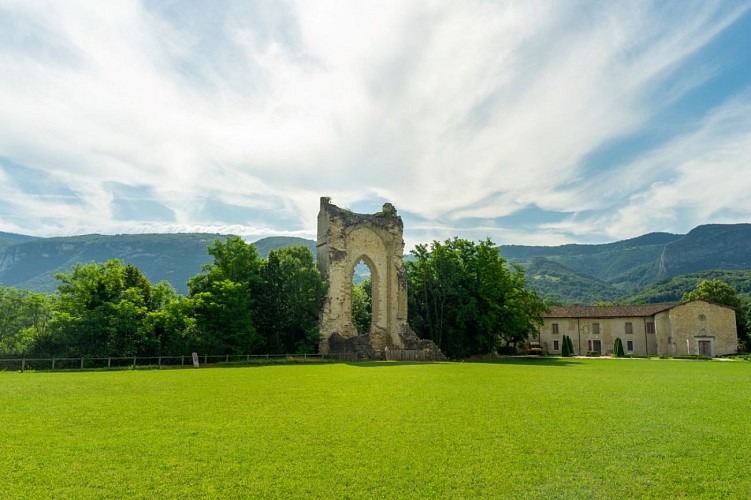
[624, 269, 751, 304]
[3, 223, 751, 304]
[0, 231, 37, 251]
[501, 224, 751, 304]
[0, 233, 310, 294]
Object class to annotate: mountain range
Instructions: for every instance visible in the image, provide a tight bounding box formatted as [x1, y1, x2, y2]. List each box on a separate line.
[1, 224, 750, 303]
[0, 233, 315, 295]
[499, 224, 751, 304]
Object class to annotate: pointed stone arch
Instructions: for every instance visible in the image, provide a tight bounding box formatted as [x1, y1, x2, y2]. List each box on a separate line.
[316, 198, 409, 355]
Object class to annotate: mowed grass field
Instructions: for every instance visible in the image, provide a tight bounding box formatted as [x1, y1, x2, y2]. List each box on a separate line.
[2, 359, 750, 498]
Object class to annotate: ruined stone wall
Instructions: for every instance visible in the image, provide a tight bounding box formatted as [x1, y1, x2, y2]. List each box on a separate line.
[316, 197, 443, 360]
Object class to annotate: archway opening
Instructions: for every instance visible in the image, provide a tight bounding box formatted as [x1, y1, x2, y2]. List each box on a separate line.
[351, 258, 372, 335]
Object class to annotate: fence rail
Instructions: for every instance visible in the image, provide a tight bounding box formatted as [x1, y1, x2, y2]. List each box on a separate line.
[0, 352, 358, 372]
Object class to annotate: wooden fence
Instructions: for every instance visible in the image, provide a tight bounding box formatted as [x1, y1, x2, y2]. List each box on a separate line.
[384, 349, 435, 361]
[0, 353, 356, 372]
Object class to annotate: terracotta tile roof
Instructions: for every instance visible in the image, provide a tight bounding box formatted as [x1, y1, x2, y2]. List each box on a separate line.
[544, 304, 675, 319]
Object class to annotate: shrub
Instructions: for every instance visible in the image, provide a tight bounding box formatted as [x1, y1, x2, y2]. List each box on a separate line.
[561, 335, 571, 357]
[613, 338, 625, 358]
[673, 355, 712, 361]
[566, 335, 575, 356]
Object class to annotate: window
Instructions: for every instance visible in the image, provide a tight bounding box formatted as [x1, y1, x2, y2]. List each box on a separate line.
[625, 322, 633, 334]
[587, 339, 602, 354]
[592, 322, 600, 335]
[646, 322, 655, 334]
[553, 340, 560, 351]
[552, 323, 559, 334]
[627, 340, 634, 351]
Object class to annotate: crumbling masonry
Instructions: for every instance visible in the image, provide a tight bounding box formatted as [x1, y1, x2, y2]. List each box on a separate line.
[317, 197, 444, 360]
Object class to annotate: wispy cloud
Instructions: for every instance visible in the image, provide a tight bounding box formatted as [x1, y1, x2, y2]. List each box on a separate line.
[0, 1, 749, 246]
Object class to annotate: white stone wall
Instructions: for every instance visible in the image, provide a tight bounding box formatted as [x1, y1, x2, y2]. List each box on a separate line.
[539, 301, 737, 356]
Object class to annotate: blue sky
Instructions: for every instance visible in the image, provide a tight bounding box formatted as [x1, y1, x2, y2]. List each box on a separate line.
[1, 1, 750, 249]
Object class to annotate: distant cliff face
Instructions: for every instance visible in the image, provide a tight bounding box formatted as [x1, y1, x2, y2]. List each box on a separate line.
[502, 224, 751, 304]
[658, 224, 751, 278]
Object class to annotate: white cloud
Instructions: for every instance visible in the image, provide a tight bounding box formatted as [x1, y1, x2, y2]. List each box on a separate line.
[0, 0, 749, 246]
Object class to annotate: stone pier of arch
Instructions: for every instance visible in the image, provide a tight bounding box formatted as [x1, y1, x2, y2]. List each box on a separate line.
[316, 197, 444, 360]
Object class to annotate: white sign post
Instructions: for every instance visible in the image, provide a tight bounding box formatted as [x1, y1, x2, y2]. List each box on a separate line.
[191, 352, 200, 368]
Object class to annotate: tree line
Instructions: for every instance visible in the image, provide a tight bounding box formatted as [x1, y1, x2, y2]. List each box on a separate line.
[0, 236, 551, 360]
[0, 237, 325, 358]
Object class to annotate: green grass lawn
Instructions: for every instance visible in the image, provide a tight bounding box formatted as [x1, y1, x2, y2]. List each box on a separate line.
[2, 358, 750, 498]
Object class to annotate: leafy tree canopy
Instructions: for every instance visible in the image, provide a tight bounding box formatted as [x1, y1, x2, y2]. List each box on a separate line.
[406, 238, 548, 359]
[681, 279, 742, 310]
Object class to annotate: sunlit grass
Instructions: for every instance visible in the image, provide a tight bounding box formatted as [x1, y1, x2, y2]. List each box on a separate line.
[2, 359, 749, 497]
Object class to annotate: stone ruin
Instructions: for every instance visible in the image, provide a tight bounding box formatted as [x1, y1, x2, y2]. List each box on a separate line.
[316, 197, 445, 360]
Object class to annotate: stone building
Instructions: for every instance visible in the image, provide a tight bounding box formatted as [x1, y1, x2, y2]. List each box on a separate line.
[538, 300, 738, 357]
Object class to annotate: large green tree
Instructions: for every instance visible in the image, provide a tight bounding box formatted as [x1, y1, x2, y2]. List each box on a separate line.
[49, 260, 166, 357]
[257, 245, 326, 354]
[406, 238, 547, 359]
[187, 237, 264, 354]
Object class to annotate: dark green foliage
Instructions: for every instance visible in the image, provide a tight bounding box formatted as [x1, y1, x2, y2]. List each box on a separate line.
[46, 260, 183, 357]
[561, 335, 571, 357]
[407, 238, 548, 359]
[351, 278, 372, 335]
[0, 286, 53, 355]
[613, 337, 625, 357]
[0, 237, 327, 358]
[560, 334, 575, 357]
[187, 237, 264, 354]
[256, 246, 326, 354]
[681, 279, 742, 309]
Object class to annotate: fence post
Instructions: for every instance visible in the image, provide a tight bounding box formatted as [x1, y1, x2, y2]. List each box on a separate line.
[133, 356, 137, 367]
[158, 356, 162, 368]
[181, 355, 185, 366]
[108, 357, 111, 368]
[204, 354, 208, 365]
[226, 354, 229, 362]
[52, 358, 56, 371]
[21, 358, 26, 372]
[80, 357, 84, 369]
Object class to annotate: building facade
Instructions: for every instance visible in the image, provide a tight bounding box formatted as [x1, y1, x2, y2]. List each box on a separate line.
[538, 300, 738, 357]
